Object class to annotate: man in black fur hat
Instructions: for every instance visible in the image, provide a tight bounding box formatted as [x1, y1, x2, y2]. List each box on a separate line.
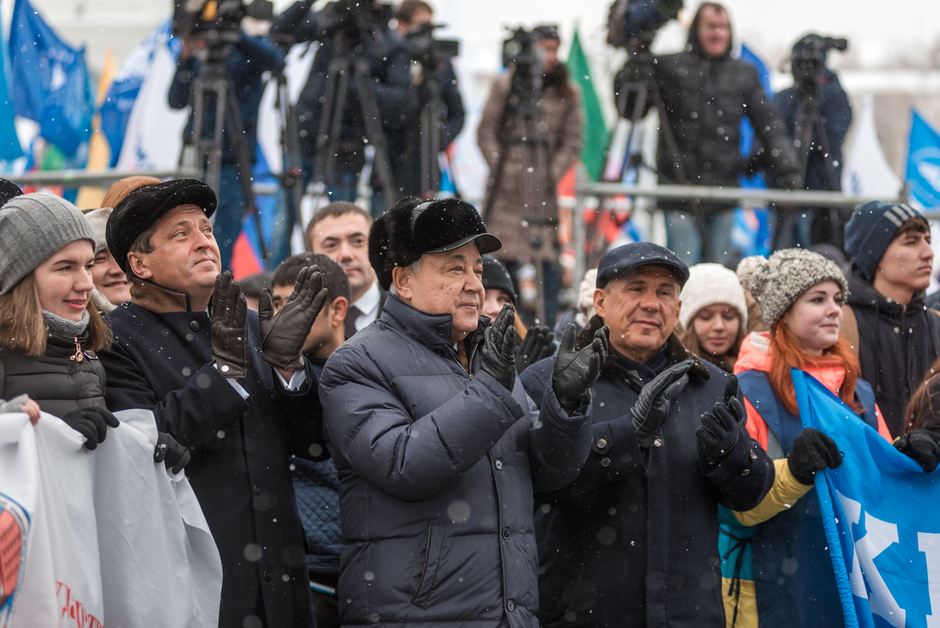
[318, 197, 609, 626]
[100, 178, 327, 627]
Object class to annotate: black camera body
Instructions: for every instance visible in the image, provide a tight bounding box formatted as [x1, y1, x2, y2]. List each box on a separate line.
[502, 28, 539, 72]
[406, 23, 459, 70]
[317, 0, 393, 42]
[173, 0, 273, 45]
[792, 34, 848, 92]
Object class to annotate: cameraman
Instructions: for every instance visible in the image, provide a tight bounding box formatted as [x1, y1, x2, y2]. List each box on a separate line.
[270, 0, 415, 216]
[774, 34, 852, 249]
[168, 29, 285, 272]
[394, 0, 465, 198]
[615, 2, 801, 266]
[477, 25, 583, 326]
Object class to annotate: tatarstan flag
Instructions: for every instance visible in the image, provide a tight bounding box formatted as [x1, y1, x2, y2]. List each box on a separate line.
[565, 28, 608, 181]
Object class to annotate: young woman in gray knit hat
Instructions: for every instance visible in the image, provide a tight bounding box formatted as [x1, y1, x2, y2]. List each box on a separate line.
[716, 248, 940, 628]
[0, 193, 120, 448]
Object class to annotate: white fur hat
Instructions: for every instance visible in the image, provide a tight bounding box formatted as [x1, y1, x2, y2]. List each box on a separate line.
[679, 263, 748, 330]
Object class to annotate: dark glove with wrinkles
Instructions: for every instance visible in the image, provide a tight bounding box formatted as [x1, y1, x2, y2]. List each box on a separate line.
[696, 376, 746, 467]
[552, 323, 609, 414]
[631, 360, 693, 448]
[481, 304, 517, 391]
[895, 429, 940, 473]
[154, 431, 192, 474]
[788, 427, 842, 485]
[515, 325, 556, 374]
[61, 406, 120, 450]
[259, 265, 328, 372]
[210, 271, 249, 379]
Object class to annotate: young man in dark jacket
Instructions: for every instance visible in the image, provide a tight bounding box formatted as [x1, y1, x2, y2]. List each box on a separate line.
[843, 201, 940, 437]
[616, 2, 801, 265]
[100, 179, 327, 628]
[272, 252, 349, 628]
[318, 197, 608, 626]
[520, 242, 775, 628]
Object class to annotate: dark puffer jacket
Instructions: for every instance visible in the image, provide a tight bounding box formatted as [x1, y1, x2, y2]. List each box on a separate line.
[618, 30, 799, 193]
[292, 356, 342, 585]
[519, 322, 774, 628]
[318, 295, 592, 627]
[1, 331, 106, 418]
[844, 267, 940, 437]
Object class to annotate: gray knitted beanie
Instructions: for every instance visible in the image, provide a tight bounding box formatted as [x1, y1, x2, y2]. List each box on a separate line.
[737, 249, 848, 330]
[0, 193, 95, 295]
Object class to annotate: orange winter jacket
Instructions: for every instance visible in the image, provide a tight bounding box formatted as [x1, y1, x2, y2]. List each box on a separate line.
[733, 332, 893, 448]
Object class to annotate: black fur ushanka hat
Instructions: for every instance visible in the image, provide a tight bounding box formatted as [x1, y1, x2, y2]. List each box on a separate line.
[369, 197, 502, 291]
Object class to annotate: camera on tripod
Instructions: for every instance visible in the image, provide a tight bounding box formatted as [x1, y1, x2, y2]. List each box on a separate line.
[173, 0, 273, 45]
[316, 0, 393, 41]
[406, 23, 459, 70]
[791, 34, 848, 92]
[502, 28, 540, 72]
[607, 0, 683, 54]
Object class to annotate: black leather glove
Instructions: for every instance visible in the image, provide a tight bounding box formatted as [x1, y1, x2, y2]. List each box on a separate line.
[788, 427, 842, 485]
[481, 304, 517, 391]
[895, 429, 940, 473]
[210, 271, 249, 379]
[154, 431, 192, 474]
[60, 406, 120, 450]
[515, 325, 556, 374]
[259, 265, 328, 372]
[631, 360, 693, 448]
[696, 376, 746, 467]
[552, 323, 609, 414]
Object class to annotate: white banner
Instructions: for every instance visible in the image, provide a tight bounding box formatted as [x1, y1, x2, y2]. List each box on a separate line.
[0, 408, 221, 628]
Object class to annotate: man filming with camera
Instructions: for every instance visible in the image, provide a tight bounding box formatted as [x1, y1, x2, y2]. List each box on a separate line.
[270, 0, 414, 217]
[615, 1, 801, 266]
[169, 2, 285, 272]
[773, 34, 852, 249]
[394, 0, 465, 199]
[477, 25, 583, 327]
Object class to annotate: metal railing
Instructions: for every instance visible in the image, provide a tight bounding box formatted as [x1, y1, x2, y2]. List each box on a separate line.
[572, 173, 912, 284]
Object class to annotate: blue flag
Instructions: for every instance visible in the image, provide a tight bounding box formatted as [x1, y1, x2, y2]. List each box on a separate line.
[100, 19, 174, 167]
[792, 368, 940, 628]
[0, 10, 23, 162]
[905, 109, 940, 209]
[9, 0, 92, 158]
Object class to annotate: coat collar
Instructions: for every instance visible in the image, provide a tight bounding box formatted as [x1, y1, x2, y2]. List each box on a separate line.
[383, 295, 486, 352]
[129, 275, 194, 314]
[576, 314, 711, 381]
[846, 266, 926, 318]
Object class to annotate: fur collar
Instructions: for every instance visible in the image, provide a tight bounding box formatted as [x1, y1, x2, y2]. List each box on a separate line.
[576, 314, 711, 380]
[129, 275, 193, 314]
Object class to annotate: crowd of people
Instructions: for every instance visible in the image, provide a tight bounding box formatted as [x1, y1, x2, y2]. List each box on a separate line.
[3, 1, 939, 627]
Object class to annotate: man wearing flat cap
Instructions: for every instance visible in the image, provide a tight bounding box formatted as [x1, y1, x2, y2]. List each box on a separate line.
[99, 179, 327, 627]
[519, 241, 775, 627]
[318, 197, 609, 626]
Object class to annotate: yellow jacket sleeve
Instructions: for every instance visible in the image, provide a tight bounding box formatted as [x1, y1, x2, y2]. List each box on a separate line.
[732, 458, 812, 526]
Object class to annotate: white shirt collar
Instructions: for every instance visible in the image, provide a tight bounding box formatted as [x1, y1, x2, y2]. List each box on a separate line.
[352, 281, 381, 329]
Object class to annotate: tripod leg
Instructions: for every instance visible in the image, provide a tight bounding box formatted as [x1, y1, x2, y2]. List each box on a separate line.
[353, 58, 398, 210]
[224, 84, 268, 263]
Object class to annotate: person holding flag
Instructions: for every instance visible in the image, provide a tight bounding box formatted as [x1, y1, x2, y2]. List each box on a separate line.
[719, 249, 938, 628]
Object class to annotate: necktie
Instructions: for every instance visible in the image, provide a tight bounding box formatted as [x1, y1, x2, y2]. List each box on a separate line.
[345, 305, 362, 339]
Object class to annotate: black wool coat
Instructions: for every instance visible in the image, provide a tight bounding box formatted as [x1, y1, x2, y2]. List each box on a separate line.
[520, 323, 774, 628]
[100, 281, 323, 628]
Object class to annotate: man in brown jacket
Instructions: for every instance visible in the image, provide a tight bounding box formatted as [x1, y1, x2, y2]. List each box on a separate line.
[477, 25, 583, 325]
